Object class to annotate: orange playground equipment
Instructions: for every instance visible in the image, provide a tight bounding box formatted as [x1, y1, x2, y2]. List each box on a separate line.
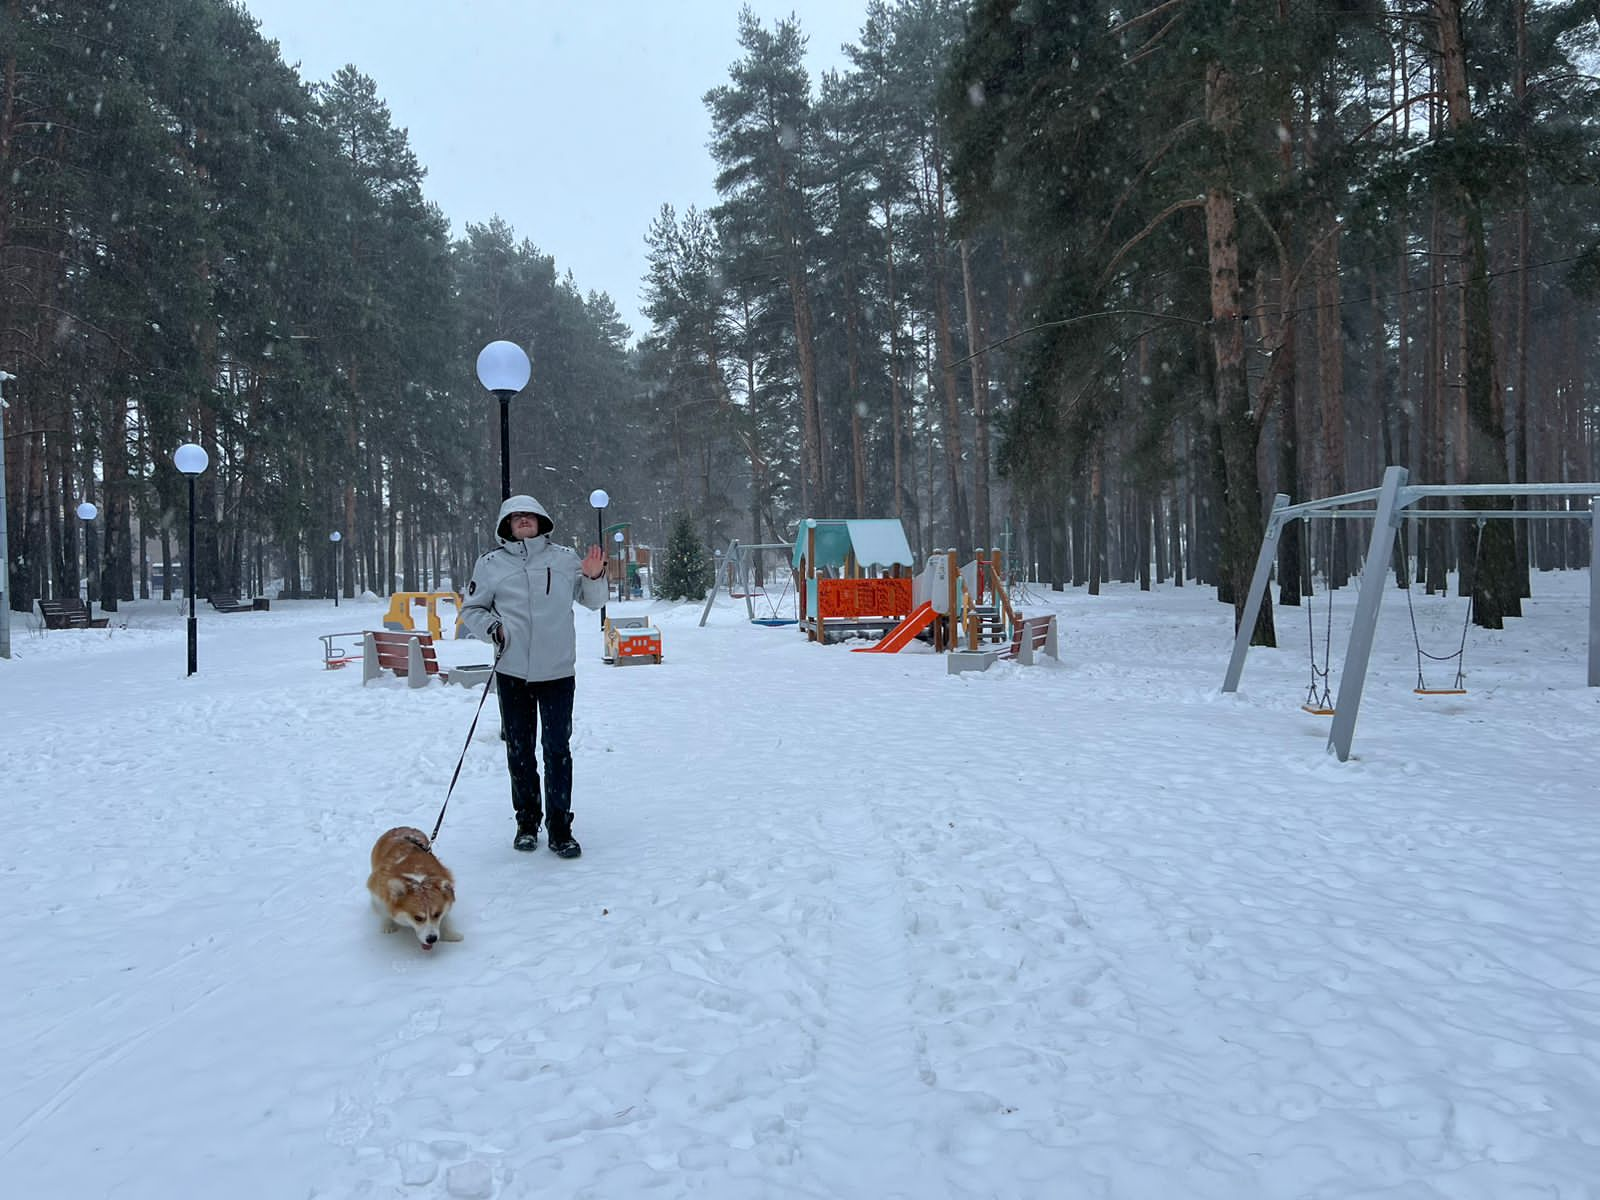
[381, 590, 463, 641]
[783, 518, 1059, 666]
[793, 518, 917, 644]
[851, 549, 1007, 655]
[851, 547, 1059, 672]
[604, 615, 662, 666]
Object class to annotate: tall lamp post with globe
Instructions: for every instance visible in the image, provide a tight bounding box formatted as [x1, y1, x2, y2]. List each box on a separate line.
[76, 501, 98, 610]
[613, 530, 626, 602]
[589, 489, 609, 629]
[330, 531, 343, 607]
[475, 340, 531, 501]
[174, 443, 209, 676]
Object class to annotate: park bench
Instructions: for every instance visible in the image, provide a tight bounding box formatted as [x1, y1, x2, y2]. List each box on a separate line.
[35, 597, 109, 630]
[360, 629, 491, 689]
[946, 612, 1060, 674]
[997, 613, 1059, 666]
[209, 593, 269, 613]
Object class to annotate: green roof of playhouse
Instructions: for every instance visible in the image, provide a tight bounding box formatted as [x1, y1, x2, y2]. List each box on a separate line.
[792, 519, 915, 569]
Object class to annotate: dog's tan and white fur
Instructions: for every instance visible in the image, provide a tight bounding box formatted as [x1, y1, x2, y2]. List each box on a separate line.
[368, 827, 463, 949]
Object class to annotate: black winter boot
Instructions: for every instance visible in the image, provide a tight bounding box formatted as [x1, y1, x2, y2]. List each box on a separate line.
[547, 813, 581, 859]
[512, 818, 540, 852]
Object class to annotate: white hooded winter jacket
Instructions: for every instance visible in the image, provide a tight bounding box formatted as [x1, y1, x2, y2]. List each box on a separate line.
[459, 494, 608, 682]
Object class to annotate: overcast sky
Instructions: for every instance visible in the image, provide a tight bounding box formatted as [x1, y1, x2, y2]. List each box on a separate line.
[240, 1, 867, 343]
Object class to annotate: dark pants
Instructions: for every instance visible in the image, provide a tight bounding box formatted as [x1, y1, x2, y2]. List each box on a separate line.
[495, 673, 576, 832]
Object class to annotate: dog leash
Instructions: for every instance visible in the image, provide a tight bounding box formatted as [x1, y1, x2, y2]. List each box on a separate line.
[429, 640, 504, 844]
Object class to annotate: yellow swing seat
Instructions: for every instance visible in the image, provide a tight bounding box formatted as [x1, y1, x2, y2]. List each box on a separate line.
[1302, 704, 1335, 716]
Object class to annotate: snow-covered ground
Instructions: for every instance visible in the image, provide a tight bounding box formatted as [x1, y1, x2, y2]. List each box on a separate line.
[4, 572, 1599, 1199]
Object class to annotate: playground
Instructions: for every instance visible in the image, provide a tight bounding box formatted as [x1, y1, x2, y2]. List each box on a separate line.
[4, 574, 1600, 1198]
[706, 519, 1057, 670]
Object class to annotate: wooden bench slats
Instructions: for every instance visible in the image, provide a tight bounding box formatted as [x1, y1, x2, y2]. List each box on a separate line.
[998, 614, 1059, 665]
[363, 629, 445, 688]
[36, 598, 109, 629]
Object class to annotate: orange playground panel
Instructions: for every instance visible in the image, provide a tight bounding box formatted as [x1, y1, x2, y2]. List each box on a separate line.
[817, 577, 913, 620]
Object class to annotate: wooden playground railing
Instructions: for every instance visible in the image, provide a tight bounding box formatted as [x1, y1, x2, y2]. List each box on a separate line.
[959, 550, 1017, 651]
[982, 553, 1017, 630]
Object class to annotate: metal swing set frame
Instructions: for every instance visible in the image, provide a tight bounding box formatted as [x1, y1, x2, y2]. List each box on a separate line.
[1224, 465, 1600, 762]
[698, 539, 798, 627]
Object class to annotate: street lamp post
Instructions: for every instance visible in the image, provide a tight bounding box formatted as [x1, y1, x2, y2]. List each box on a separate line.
[589, 489, 609, 630]
[0, 371, 14, 661]
[613, 530, 626, 602]
[76, 501, 98, 613]
[174, 443, 209, 676]
[329, 531, 342, 607]
[475, 341, 531, 501]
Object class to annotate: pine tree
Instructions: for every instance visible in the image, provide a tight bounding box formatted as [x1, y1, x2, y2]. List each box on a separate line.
[705, 13, 826, 513]
[655, 512, 710, 601]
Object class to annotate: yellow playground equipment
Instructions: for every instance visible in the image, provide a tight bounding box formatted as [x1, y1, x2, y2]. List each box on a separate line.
[381, 590, 463, 641]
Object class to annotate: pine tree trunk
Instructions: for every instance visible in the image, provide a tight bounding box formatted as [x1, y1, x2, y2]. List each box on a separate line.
[959, 238, 990, 550]
[1424, 184, 1449, 593]
[1511, 0, 1533, 597]
[1088, 451, 1103, 597]
[160, 523, 172, 601]
[1138, 492, 1152, 591]
[101, 393, 130, 610]
[1204, 62, 1274, 645]
[846, 282, 866, 517]
[1316, 216, 1347, 587]
[1049, 492, 1062, 592]
[788, 266, 825, 512]
[196, 405, 221, 599]
[930, 148, 971, 559]
[1433, 0, 1516, 627]
[1169, 489, 1184, 587]
[0, 0, 17, 269]
[885, 205, 906, 523]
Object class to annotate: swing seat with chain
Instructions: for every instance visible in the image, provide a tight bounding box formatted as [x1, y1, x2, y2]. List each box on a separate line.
[1406, 519, 1481, 697]
[750, 564, 798, 626]
[1302, 567, 1335, 716]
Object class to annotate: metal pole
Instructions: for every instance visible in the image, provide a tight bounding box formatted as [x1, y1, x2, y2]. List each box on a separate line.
[1328, 465, 1408, 761]
[186, 475, 198, 677]
[1590, 497, 1599, 688]
[597, 507, 607, 630]
[497, 390, 512, 501]
[0, 371, 13, 660]
[83, 508, 98, 610]
[1222, 493, 1289, 693]
[334, 544, 341, 608]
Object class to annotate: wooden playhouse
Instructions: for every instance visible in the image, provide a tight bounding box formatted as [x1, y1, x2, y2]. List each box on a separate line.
[793, 518, 917, 644]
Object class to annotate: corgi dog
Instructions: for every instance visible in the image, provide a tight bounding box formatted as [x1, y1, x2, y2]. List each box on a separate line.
[368, 827, 463, 950]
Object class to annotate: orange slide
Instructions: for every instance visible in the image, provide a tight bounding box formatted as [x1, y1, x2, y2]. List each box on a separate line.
[851, 601, 936, 653]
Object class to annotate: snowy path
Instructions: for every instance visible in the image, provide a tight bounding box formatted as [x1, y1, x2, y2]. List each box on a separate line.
[4, 580, 1600, 1197]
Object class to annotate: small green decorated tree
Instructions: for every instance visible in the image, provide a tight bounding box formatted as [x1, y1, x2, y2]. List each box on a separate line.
[655, 512, 711, 600]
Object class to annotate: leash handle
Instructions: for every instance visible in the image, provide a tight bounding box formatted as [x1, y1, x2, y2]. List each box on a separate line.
[429, 640, 503, 844]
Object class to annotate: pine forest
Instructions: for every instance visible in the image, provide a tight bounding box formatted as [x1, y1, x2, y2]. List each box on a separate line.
[2, 1, 1597, 647]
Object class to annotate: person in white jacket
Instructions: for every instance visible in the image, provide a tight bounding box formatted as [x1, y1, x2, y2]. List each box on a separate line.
[460, 494, 608, 857]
